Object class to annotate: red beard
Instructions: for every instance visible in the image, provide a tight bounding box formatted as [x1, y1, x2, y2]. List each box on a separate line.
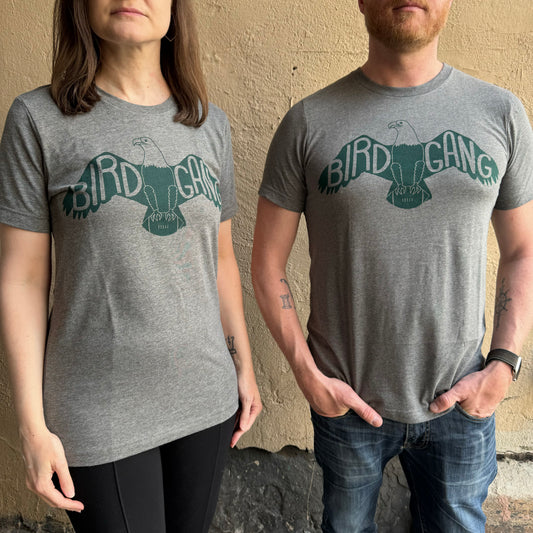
[363, 0, 451, 52]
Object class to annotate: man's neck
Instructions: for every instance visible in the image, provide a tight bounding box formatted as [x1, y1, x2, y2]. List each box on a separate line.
[361, 37, 443, 88]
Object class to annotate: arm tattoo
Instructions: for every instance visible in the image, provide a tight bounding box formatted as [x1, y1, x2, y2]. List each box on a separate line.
[226, 335, 237, 357]
[495, 277, 512, 329]
[280, 278, 295, 310]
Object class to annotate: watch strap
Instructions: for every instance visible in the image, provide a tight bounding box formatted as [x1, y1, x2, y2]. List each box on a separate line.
[485, 348, 522, 381]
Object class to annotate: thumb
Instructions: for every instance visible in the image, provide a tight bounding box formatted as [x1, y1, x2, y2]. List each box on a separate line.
[430, 388, 461, 414]
[55, 458, 75, 499]
[238, 400, 252, 432]
[345, 391, 383, 428]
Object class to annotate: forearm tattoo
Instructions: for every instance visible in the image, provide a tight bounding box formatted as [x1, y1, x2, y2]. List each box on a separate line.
[280, 278, 295, 310]
[495, 277, 512, 329]
[226, 335, 237, 357]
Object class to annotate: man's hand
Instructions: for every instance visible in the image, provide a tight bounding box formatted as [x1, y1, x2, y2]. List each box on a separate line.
[299, 370, 383, 427]
[430, 361, 513, 418]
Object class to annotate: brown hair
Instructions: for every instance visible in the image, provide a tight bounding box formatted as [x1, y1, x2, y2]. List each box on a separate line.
[50, 0, 208, 126]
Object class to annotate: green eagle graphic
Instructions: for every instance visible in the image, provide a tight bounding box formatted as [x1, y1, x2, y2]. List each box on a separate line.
[63, 138, 221, 236]
[319, 120, 499, 209]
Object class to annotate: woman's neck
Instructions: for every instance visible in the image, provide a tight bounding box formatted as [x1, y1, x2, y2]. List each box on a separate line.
[96, 41, 171, 106]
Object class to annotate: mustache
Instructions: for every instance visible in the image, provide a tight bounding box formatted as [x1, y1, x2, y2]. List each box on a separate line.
[389, 0, 429, 9]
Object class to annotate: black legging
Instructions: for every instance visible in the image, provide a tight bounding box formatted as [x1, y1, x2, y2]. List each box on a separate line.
[54, 414, 235, 533]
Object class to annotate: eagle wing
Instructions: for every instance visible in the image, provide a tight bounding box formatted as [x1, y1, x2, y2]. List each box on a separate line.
[421, 131, 499, 185]
[173, 154, 222, 209]
[318, 135, 394, 195]
[63, 152, 148, 219]
[64, 153, 223, 221]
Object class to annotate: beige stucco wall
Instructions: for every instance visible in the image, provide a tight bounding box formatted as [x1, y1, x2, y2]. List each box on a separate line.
[0, 0, 531, 522]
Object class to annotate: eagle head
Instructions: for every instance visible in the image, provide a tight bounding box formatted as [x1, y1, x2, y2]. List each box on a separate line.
[388, 120, 408, 130]
[133, 137, 155, 148]
[388, 120, 420, 147]
[133, 137, 169, 169]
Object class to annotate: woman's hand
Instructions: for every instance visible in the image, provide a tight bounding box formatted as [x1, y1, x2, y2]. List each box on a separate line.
[217, 220, 263, 447]
[1, 226, 80, 511]
[20, 428, 84, 512]
[231, 369, 262, 448]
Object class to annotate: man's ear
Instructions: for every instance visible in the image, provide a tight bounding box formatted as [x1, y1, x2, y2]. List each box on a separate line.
[358, 0, 365, 15]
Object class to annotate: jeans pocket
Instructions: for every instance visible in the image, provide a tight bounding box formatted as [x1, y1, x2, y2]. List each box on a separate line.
[311, 407, 353, 421]
[454, 402, 494, 422]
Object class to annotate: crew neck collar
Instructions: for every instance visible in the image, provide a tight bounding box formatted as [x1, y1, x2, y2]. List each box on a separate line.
[96, 87, 177, 115]
[352, 63, 453, 97]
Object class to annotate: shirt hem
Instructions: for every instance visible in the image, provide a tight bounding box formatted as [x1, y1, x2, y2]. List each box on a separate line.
[376, 405, 454, 425]
[258, 187, 304, 213]
[0, 207, 50, 233]
[65, 399, 238, 467]
[221, 205, 238, 222]
[493, 190, 533, 211]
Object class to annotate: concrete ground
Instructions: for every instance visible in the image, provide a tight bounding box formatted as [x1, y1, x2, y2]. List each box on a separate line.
[1, 449, 532, 532]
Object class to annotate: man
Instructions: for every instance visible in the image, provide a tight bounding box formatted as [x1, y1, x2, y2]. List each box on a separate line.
[251, 1, 533, 531]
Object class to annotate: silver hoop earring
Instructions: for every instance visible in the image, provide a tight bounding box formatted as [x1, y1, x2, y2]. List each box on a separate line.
[165, 16, 176, 42]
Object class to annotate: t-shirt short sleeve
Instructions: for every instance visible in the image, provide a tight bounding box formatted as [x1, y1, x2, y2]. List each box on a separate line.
[0, 97, 50, 232]
[494, 95, 533, 210]
[259, 101, 308, 213]
[219, 117, 238, 222]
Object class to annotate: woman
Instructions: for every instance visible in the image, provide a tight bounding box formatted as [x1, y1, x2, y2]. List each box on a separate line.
[0, 1, 261, 531]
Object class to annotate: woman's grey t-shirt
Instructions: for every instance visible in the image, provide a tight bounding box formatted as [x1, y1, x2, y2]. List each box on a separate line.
[260, 65, 533, 423]
[0, 87, 238, 466]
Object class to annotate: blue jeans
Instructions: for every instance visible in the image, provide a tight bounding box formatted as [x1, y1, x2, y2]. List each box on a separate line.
[311, 405, 497, 533]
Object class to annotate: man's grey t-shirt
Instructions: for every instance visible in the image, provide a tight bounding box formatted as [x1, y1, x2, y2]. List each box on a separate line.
[260, 65, 533, 423]
[0, 87, 239, 466]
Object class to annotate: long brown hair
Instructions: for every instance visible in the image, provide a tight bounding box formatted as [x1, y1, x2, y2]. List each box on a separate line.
[50, 0, 208, 126]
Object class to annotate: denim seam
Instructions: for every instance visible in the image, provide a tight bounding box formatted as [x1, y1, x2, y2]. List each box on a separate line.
[422, 421, 430, 448]
[403, 422, 430, 450]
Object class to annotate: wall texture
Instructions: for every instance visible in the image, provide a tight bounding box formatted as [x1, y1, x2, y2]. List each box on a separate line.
[1, 0, 532, 526]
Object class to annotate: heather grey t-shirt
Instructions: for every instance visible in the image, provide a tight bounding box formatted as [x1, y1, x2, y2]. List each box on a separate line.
[0, 87, 239, 466]
[260, 65, 533, 423]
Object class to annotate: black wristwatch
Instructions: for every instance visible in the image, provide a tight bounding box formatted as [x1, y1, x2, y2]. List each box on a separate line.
[485, 349, 522, 381]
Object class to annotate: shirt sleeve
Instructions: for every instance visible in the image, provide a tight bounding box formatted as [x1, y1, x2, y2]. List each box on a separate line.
[259, 101, 308, 213]
[0, 97, 50, 232]
[219, 116, 237, 222]
[494, 95, 533, 210]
